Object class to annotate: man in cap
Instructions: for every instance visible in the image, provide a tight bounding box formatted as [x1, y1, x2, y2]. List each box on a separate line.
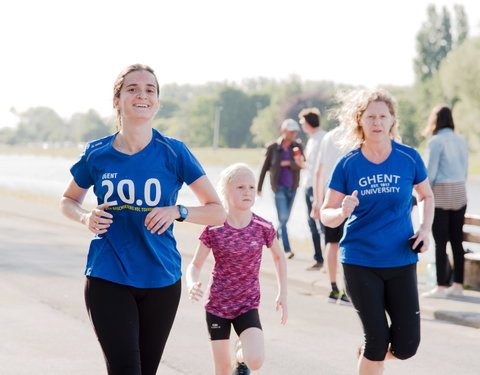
[258, 118, 305, 258]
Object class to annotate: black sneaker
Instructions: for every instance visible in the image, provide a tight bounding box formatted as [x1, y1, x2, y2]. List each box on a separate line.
[232, 362, 250, 375]
[338, 292, 352, 306]
[306, 262, 323, 271]
[328, 289, 340, 303]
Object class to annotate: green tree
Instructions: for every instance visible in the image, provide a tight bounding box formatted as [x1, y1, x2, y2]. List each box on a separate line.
[184, 95, 218, 147]
[439, 37, 480, 149]
[69, 109, 111, 142]
[156, 98, 180, 119]
[453, 4, 468, 47]
[414, 5, 453, 82]
[216, 87, 268, 148]
[250, 76, 303, 146]
[15, 107, 66, 143]
[0, 127, 16, 144]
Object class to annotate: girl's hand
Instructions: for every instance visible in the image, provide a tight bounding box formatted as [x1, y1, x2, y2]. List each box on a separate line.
[84, 203, 113, 234]
[145, 206, 179, 235]
[275, 294, 288, 325]
[341, 190, 359, 218]
[188, 281, 203, 302]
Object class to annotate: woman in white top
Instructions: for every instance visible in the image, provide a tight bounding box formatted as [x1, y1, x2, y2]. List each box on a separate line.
[422, 105, 469, 298]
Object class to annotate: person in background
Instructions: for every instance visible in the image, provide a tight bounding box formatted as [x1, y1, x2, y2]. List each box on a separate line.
[187, 163, 287, 375]
[60, 64, 226, 374]
[421, 105, 468, 298]
[321, 88, 434, 375]
[257, 119, 305, 259]
[299, 108, 326, 270]
[311, 124, 351, 305]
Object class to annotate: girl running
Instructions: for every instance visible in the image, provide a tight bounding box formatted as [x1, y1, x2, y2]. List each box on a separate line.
[186, 163, 288, 375]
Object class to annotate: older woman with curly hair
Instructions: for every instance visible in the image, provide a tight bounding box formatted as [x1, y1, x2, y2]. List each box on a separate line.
[321, 88, 434, 375]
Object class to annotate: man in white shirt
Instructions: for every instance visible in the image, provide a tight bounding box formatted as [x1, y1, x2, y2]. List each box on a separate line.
[299, 108, 326, 270]
[311, 125, 351, 305]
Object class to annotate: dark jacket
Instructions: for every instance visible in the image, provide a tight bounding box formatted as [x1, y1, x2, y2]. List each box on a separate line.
[257, 137, 304, 193]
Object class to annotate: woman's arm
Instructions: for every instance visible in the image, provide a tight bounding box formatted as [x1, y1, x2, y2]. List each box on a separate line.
[426, 140, 441, 185]
[320, 188, 358, 228]
[145, 175, 226, 235]
[257, 146, 272, 194]
[412, 179, 435, 253]
[185, 175, 226, 225]
[185, 242, 211, 302]
[269, 238, 288, 324]
[60, 178, 113, 234]
[311, 162, 325, 220]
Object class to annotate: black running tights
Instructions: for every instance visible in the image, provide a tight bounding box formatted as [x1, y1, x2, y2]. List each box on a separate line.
[343, 263, 420, 362]
[84, 276, 181, 375]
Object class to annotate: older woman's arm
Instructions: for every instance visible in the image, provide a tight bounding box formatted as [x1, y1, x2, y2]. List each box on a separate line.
[412, 179, 435, 253]
[320, 188, 359, 228]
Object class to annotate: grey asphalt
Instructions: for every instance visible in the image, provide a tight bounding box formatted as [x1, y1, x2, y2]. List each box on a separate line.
[1, 192, 478, 375]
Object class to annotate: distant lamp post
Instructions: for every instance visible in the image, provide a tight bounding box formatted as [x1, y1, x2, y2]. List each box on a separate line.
[213, 106, 222, 150]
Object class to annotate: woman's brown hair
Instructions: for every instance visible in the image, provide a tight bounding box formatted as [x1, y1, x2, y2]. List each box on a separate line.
[113, 64, 160, 131]
[423, 105, 455, 136]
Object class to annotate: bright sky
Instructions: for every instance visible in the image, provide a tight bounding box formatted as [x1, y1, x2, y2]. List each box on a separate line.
[1, 0, 479, 128]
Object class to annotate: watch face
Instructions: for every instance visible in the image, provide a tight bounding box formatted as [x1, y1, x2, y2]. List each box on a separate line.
[180, 206, 188, 217]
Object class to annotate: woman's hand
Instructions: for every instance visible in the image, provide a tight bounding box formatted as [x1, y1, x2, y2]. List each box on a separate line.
[145, 206, 179, 235]
[188, 281, 203, 302]
[84, 203, 113, 234]
[310, 201, 321, 220]
[341, 190, 359, 218]
[410, 229, 430, 253]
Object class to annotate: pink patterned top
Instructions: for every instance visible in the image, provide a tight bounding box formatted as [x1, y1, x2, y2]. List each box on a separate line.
[199, 213, 276, 319]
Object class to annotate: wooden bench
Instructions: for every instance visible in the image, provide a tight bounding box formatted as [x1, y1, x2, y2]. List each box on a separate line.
[463, 214, 480, 290]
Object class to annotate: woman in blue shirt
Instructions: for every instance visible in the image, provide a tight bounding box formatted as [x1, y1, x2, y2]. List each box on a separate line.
[422, 105, 468, 299]
[60, 64, 226, 374]
[321, 89, 434, 375]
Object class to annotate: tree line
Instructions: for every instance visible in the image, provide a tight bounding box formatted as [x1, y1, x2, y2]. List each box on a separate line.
[1, 4, 479, 151]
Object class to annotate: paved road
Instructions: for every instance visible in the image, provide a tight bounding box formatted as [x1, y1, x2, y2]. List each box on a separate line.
[1, 194, 479, 374]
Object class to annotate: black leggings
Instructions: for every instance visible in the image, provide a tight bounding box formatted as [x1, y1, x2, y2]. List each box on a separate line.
[343, 263, 420, 362]
[432, 206, 466, 285]
[84, 276, 181, 375]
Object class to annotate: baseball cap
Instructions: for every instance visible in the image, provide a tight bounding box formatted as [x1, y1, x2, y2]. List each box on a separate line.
[281, 119, 300, 132]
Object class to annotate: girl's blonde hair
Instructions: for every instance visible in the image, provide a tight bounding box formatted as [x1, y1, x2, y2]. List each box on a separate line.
[335, 88, 401, 152]
[217, 163, 256, 208]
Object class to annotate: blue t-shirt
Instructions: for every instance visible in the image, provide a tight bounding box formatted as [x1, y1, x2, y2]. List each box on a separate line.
[329, 141, 427, 268]
[71, 129, 205, 288]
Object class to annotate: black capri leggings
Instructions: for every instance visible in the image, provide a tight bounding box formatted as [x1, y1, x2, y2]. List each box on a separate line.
[84, 276, 181, 375]
[343, 263, 420, 362]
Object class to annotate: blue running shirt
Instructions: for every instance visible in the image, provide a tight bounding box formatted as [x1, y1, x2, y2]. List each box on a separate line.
[71, 129, 205, 287]
[329, 141, 427, 267]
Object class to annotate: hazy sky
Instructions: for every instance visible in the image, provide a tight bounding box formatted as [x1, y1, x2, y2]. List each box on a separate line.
[1, 0, 479, 127]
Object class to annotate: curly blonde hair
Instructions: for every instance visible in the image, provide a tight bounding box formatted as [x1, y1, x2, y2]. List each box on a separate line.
[335, 88, 401, 152]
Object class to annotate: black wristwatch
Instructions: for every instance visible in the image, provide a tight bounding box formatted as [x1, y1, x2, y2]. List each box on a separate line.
[176, 205, 189, 222]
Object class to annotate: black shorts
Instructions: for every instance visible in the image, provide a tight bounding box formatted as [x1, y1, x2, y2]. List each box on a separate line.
[324, 220, 345, 244]
[206, 309, 262, 341]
